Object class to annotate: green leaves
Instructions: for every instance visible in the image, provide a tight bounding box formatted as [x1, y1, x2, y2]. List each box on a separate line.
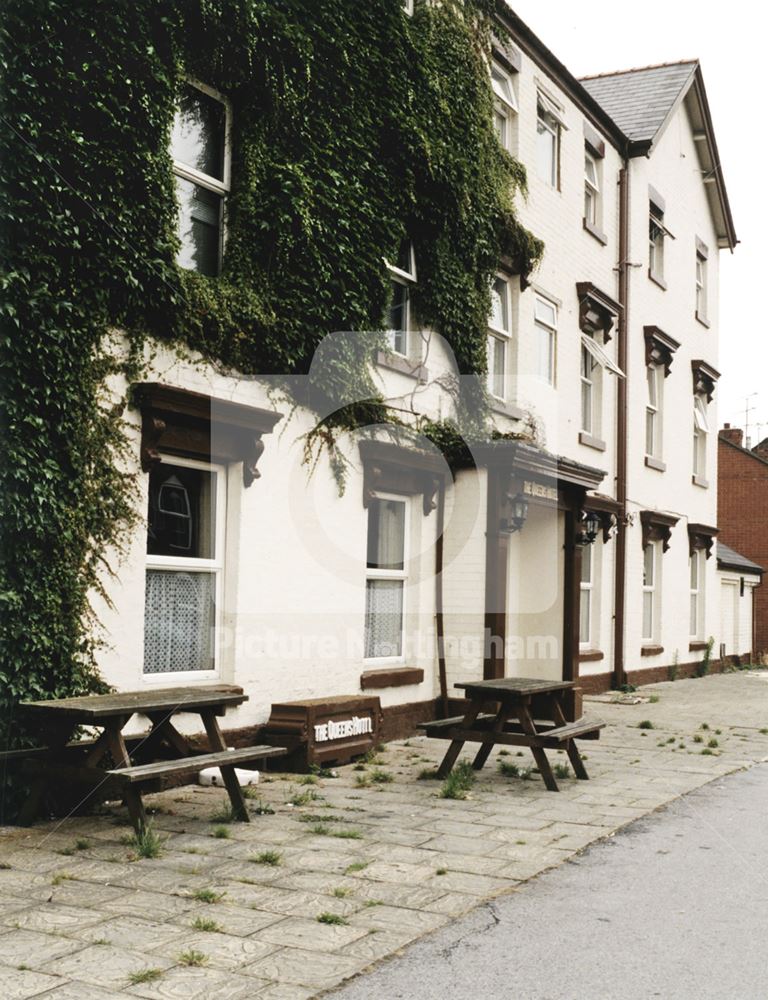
[0, 0, 540, 817]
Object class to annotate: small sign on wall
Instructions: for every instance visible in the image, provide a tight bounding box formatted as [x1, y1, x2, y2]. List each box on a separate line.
[260, 696, 383, 771]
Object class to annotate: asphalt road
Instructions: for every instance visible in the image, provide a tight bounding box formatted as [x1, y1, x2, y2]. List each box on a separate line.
[329, 763, 768, 1000]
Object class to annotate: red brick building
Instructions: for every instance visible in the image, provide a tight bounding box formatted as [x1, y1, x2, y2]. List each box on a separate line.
[718, 425, 768, 654]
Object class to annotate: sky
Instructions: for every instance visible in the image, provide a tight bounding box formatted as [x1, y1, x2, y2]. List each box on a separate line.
[508, 0, 768, 447]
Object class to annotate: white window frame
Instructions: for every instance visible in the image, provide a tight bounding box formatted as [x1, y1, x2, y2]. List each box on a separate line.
[536, 93, 563, 188]
[144, 454, 226, 682]
[649, 204, 665, 282]
[171, 79, 232, 275]
[579, 542, 594, 648]
[696, 252, 707, 319]
[487, 274, 511, 400]
[491, 63, 517, 155]
[642, 541, 658, 642]
[645, 364, 663, 459]
[534, 295, 557, 385]
[403, 0, 415, 14]
[689, 548, 704, 639]
[693, 394, 709, 477]
[364, 492, 410, 664]
[580, 343, 598, 435]
[584, 151, 599, 226]
[384, 242, 417, 358]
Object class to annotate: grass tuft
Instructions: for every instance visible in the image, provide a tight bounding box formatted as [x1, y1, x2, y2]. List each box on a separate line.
[332, 828, 362, 840]
[191, 916, 221, 932]
[211, 826, 231, 839]
[439, 761, 475, 800]
[498, 760, 519, 778]
[370, 769, 394, 784]
[251, 850, 282, 866]
[553, 763, 570, 780]
[417, 768, 440, 781]
[177, 949, 208, 967]
[344, 861, 369, 874]
[125, 822, 164, 859]
[192, 888, 224, 904]
[317, 912, 349, 925]
[128, 968, 164, 985]
[637, 720, 654, 730]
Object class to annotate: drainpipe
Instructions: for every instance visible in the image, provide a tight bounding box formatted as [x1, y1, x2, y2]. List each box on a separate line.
[613, 164, 630, 689]
[435, 478, 449, 717]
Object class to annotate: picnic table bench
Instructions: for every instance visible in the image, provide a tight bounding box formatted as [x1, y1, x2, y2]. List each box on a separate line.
[421, 677, 604, 791]
[14, 684, 286, 831]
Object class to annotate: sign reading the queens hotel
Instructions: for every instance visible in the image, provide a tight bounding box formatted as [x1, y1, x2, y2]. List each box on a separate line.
[314, 715, 374, 743]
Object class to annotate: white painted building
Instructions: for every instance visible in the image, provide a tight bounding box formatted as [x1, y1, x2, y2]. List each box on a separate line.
[95, 7, 738, 736]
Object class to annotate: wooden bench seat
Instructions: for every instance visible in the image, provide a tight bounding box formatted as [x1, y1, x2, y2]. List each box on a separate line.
[105, 744, 287, 832]
[106, 745, 284, 785]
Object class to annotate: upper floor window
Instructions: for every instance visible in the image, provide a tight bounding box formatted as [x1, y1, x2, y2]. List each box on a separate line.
[491, 63, 517, 152]
[487, 275, 511, 400]
[584, 152, 599, 226]
[171, 82, 231, 277]
[534, 295, 557, 384]
[580, 334, 623, 440]
[693, 393, 709, 479]
[536, 94, 563, 188]
[648, 190, 673, 287]
[403, 0, 415, 13]
[695, 240, 709, 322]
[385, 240, 417, 358]
[365, 494, 409, 660]
[645, 364, 663, 460]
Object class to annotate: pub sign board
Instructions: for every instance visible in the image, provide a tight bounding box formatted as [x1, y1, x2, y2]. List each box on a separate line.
[260, 695, 383, 770]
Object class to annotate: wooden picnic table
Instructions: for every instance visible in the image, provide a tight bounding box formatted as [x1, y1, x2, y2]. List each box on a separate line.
[420, 677, 604, 792]
[17, 684, 285, 831]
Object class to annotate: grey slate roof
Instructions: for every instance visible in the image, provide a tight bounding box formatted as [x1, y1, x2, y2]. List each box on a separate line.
[717, 542, 764, 576]
[580, 62, 697, 144]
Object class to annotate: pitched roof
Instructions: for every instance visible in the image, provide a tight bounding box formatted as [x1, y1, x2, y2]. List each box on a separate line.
[717, 542, 764, 576]
[580, 61, 737, 248]
[580, 62, 697, 144]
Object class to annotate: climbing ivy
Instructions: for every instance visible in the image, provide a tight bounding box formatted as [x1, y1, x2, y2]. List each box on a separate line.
[0, 0, 542, 787]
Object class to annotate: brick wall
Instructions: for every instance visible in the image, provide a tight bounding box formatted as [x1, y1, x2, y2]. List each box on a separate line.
[718, 432, 768, 653]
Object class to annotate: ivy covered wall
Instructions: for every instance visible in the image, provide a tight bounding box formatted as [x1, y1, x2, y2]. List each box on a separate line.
[0, 0, 541, 767]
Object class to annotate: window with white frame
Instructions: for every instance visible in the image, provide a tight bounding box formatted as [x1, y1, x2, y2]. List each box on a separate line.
[580, 343, 599, 435]
[365, 494, 409, 660]
[580, 333, 624, 438]
[385, 240, 416, 357]
[642, 541, 658, 642]
[579, 543, 595, 647]
[487, 274, 511, 400]
[645, 364, 663, 459]
[649, 201, 666, 283]
[170, 82, 231, 277]
[403, 0, 414, 14]
[695, 247, 708, 320]
[491, 63, 517, 152]
[534, 295, 557, 384]
[584, 151, 600, 226]
[536, 95, 561, 187]
[689, 548, 704, 639]
[144, 458, 225, 675]
[693, 393, 709, 478]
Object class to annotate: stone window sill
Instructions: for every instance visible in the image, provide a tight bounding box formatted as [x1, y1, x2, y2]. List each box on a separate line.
[579, 431, 606, 452]
[583, 218, 608, 246]
[692, 474, 709, 489]
[578, 649, 605, 662]
[375, 350, 429, 383]
[648, 270, 667, 291]
[695, 312, 711, 329]
[689, 640, 709, 652]
[645, 455, 666, 472]
[360, 667, 424, 690]
[641, 644, 664, 657]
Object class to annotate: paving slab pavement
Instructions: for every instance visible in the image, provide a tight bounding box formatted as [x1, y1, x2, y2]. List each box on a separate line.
[0, 670, 767, 998]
